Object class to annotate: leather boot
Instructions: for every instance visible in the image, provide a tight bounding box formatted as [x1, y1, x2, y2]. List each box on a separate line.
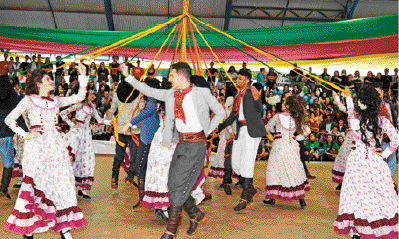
[352, 234, 361, 239]
[222, 168, 233, 195]
[234, 178, 257, 211]
[0, 168, 13, 200]
[299, 199, 306, 209]
[23, 235, 33, 239]
[160, 206, 182, 239]
[183, 196, 205, 235]
[263, 199, 275, 205]
[336, 183, 342, 190]
[132, 178, 145, 208]
[111, 159, 122, 189]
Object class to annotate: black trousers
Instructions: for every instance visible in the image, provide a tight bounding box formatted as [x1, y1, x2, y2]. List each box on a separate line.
[134, 140, 151, 179]
[223, 139, 233, 184]
[168, 140, 206, 207]
[298, 140, 311, 176]
[112, 133, 139, 180]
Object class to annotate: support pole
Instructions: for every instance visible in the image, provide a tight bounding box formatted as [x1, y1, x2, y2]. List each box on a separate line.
[47, 0, 58, 29]
[224, 0, 233, 30]
[104, 0, 115, 31]
[180, 0, 189, 62]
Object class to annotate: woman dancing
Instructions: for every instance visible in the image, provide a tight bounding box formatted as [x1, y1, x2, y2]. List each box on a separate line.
[123, 78, 160, 208]
[331, 91, 353, 190]
[334, 86, 398, 239]
[60, 92, 111, 200]
[4, 65, 88, 239]
[263, 95, 311, 208]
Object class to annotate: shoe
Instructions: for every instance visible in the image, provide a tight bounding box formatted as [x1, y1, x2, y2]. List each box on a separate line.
[60, 230, 73, 239]
[233, 178, 257, 211]
[352, 234, 361, 239]
[111, 178, 118, 189]
[263, 199, 275, 205]
[77, 190, 91, 200]
[23, 235, 33, 239]
[160, 206, 182, 239]
[336, 183, 342, 191]
[13, 178, 23, 188]
[219, 183, 224, 188]
[125, 177, 138, 188]
[203, 193, 212, 202]
[299, 199, 306, 209]
[0, 191, 11, 200]
[223, 184, 232, 195]
[307, 175, 316, 179]
[155, 209, 169, 221]
[133, 178, 144, 209]
[183, 196, 206, 235]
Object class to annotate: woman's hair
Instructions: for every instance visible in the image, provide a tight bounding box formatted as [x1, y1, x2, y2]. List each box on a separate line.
[90, 62, 97, 69]
[285, 95, 308, 135]
[25, 69, 49, 95]
[356, 86, 382, 147]
[228, 66, 236, 73]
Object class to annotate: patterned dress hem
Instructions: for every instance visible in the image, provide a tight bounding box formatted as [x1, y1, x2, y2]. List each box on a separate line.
[12, 164, 23, 178]
[332, 169, 344, 184]
[4, 176, 87, 234]
[75, 176, 94, 191]
[265, 180, 311, 202]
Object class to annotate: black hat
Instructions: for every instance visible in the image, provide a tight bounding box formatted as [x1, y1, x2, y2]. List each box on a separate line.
[116, 79, 139, 103]
[190, 75, 211, 90]
[144, 77, 160, 89]
[238, 69, 252, 81]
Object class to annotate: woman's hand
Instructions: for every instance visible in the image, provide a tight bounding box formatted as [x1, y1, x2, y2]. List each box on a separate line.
[26, 131, 40, 140]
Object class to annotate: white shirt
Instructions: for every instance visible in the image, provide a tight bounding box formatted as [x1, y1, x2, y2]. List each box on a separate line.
[175, 91, 204, 133]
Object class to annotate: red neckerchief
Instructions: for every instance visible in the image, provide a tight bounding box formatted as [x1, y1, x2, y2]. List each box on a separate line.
[233, 86, 249, 116]
[174, 86, 193, 124]
[41, 96, 53, 101]
[380, 101, 392, 124]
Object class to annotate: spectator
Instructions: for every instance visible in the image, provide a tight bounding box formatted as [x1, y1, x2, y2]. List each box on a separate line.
[109, 56, 120, 84]
[54, 56, 66, 88]
[257, 68, 267, 87]
[89, 62, 98, 91]
[98, 62, 109, 83]
[363, 71, 374, 85]
[289, 63, 303, 82]
[41, 57, 53, 80]
[68, 62, 78, 84]
[266, 68, 278, 89]
[381, 68, 393, 93]
[320, 114, 335, 135]
[337, 119, 347, 134]
[271, 83, 283, 95]
[240, 62, 251, 74]
[207, 62, 218, 83]
[98, 90, 112, 116]
[305, 133, 320, 161]
[320, 134, 339, 161]
[132, 60, 145, 80]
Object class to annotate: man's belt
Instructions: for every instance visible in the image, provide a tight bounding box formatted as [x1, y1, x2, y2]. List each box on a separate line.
[239, 120, 247, 127]
[179, 131, 206, 142]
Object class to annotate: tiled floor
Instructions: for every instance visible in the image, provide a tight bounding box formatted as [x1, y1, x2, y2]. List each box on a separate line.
[1, 155, 396, 239]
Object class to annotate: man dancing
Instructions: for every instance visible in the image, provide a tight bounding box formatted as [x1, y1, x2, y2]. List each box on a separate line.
[218, 70, 266, 211]
[121, 62, 225, 239]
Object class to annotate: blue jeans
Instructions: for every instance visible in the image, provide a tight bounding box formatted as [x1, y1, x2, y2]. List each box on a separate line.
[0, 137, 14, 169]
[382, 142, 397, 178]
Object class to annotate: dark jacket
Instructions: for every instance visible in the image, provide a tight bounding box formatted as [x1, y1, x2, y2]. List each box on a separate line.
[218, 88, 266, 139]
[0, 95, 28, 138]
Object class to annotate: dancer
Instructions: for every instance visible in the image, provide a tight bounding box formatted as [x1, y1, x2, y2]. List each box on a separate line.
[263, 95, 311, 208]
[140, 101, 207, 220]
[208, 96, 236, 195]
[107, 78, 142, 189]
[0, 79, 27, 200]
[334, 86, 398, 239]
[331, 91, 353, 190]
[121, 62, 225, 239]
[122, 78, 160, 208]
[217, 71, 266, 211]
[4, 65, 88, 239]
[60, 92, 111, 200]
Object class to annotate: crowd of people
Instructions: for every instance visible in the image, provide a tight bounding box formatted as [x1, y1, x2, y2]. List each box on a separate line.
[0, 52, 398, 239]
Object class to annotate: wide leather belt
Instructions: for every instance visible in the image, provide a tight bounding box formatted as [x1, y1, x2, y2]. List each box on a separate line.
[239, 120, 247, 127]
[179, 131, 206, 142]
[76, 120, 85, 124]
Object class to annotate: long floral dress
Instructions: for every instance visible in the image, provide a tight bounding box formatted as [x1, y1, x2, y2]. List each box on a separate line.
[4, 77, 88, 235]
[332, 95, 353, 184]
[265, 113, 311, 201]
[140, 115, 207, 210]
[334, 97, 399, 239]
[208, 130, 228, 178]
[60, 102, 110, 191]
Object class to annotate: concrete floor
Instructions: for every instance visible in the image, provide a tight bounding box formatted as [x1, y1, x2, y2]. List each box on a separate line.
[0, 155, 397, 239]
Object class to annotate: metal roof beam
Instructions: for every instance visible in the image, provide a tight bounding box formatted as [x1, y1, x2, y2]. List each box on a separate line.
[47, 0, 58, 29]
[347, 0, 360, 19]
[224, 0, 233, 30]
[103, 0, 115, 31]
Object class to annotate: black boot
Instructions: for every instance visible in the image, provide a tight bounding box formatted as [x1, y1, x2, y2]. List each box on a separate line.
[352, 234, 361, 239]
[111, 159, 122, 189]
[235, 175, 243, 187]
[233, 178, 257, 211]
[132, 178, 145, 209]
[183, 196, 206, 235]
[263, 199, 275, 205]
[299, 199, 306, 209]
[160, 206, 182, 239]
[336, 183, 342, 191]
[60, 230, 73, 239]
[1, 168, 13, 200]
[23, 235, 33, 239]
[222, 168, 233, 195]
